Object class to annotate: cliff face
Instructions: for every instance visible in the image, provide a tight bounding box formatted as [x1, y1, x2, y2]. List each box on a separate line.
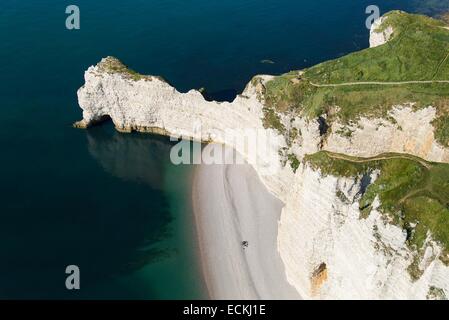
[369, 16, 394, 48]
[324, 106, 449, 163]
[279, 164, 449, 300]
[76, 13, 449, 299]
[77, 59, 295, 199]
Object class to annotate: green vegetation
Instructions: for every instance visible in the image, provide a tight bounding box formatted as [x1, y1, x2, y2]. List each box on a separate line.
[287, 154, 300, 172]
[264, 73, 307, 113]
[262, 106, 285, 133]
[304, 151, 449, 268]
[427, 286, 447, 300]
[263, 11, 449, 145]
[336, 190, 350, 204]
[289, 127, 299, 142]
[306, 11, 449, 83]
[433, 114, 449, 147]
[98, 56, 149, 81]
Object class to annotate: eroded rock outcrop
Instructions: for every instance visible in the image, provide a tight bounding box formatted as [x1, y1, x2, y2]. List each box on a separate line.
[369, 16, 394, 48]
[324, 106, 449, 163]
[75, 12, 449, 300]
[76, 56, 294, 200]
[279, 164, 449, 299]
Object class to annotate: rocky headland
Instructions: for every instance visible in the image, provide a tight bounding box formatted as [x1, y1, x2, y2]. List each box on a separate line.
[75, 11, 449, 300]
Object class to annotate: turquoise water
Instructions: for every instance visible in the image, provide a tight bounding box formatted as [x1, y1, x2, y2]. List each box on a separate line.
[0, 0, 447, 299]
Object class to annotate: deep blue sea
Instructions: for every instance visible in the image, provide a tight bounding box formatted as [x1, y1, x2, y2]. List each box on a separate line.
[0, 0, 447, 299]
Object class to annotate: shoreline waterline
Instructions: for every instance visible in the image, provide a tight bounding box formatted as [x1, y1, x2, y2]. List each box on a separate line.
[191, 150, 300, 299]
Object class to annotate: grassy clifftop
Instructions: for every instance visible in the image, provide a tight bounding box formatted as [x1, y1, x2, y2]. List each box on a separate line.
[263, 11, 449, 146]
[305, 151, 449, 278]
[96, 56, 168, 83]
[305, 11, 449, 83]
[97, 56, 149, 81]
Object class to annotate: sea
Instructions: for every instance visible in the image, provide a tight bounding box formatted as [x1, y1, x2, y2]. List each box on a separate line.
[0, 0, 447, 299]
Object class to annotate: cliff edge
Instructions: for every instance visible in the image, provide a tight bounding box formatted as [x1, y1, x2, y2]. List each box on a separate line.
[75, 11, 449, 299]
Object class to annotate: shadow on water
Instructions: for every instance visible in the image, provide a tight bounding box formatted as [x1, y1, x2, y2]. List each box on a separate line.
[82, 123, 206, 299]
[86, 124, 175, 191]
[79, 124, 181, 297]
[0, 123, 179, 299]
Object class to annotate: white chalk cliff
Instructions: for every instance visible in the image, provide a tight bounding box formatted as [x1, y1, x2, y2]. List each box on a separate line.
[324, 106, 449, 163]
[369, 17, 394, 48]
[76, 16, 449, 300]
[279, 164, 449, 300]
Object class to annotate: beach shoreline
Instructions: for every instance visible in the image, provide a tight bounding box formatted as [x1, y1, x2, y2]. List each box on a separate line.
[191, 159, 300, 300]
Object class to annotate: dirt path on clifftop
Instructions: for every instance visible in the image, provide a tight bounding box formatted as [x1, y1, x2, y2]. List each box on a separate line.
[324, 151, 433, 169]
[309, 80, 449, 88]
